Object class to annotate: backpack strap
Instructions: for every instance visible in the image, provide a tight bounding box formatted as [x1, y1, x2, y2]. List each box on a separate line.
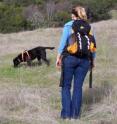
[85, 35, 90, 50]
[77, 32, 82, 50]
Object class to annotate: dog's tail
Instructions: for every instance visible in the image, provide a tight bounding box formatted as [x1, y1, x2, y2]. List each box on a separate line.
[44, 47, 55, 50]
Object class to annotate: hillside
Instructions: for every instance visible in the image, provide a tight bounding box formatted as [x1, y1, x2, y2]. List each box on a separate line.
[0, 0, 116, 33]
[0, 19, 117, 124]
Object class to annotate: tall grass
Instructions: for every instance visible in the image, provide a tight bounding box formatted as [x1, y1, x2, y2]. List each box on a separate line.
[0, 20, 116, 124]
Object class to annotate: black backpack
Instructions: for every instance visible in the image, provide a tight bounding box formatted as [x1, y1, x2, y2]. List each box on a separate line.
[64, 20, 96, 58]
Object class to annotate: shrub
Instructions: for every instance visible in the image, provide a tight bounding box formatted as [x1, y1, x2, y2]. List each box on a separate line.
[0, 3, 32, 33]
[53, 11, 70, 26]
[70, 0, 117, 22]
[34, 0, 44, 5]
[0, 0, 116, 33]
[23, 5, 46, 29]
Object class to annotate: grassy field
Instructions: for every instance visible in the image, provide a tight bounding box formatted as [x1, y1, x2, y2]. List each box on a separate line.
[0, 19, 117, 124]
[110, 10, 117, 19]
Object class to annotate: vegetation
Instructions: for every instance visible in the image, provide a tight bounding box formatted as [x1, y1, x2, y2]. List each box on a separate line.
[0, 3, 32, 33]
[0, 19, 117, 124]
[0, 0, 116, 33]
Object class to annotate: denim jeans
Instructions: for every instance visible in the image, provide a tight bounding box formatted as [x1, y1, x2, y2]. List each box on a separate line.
[61, 55, 90, 119]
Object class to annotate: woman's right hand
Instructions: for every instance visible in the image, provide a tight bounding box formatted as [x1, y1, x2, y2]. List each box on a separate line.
[56, 54, 62, 69]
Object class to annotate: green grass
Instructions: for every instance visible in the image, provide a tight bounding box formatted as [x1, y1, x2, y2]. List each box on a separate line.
[0, 54, 58, 87]
[0, 120, 29, 124]
[110, 10, 117, 19]
[0, 49, 116, 124]
[0, 20, 117, 124]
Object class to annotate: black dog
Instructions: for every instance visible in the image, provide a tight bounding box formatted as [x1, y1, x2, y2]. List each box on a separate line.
[13, 46, 55, 67]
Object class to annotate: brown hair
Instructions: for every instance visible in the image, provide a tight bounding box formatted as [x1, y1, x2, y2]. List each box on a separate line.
[72, 6, 87, 21]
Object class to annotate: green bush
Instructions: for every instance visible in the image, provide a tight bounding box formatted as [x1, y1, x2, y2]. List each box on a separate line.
[34, 0, 44, 5]
[70, 0, 117, 22]
[0, 3, 32, 33]
[3, 0, 33, 6]
[2, 0, 45, 6]
[0, 0, 116, 33]
[53, 11, 70, 26]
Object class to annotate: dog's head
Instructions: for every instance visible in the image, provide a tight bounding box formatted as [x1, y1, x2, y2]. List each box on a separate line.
[13, 57, 21, 67]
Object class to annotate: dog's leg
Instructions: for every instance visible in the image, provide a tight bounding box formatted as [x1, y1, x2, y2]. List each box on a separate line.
[26, 58, 31, 66]
[41, 51, 50, 66]
[37, 56, 42, 65]
[27, 61, 31, 66]
[43, 58, 50, 66]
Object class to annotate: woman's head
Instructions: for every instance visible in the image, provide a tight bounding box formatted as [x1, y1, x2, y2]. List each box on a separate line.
[71, 6, 87, 21]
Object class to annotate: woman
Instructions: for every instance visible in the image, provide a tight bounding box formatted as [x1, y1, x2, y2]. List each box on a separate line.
[56, 6, 96, 119]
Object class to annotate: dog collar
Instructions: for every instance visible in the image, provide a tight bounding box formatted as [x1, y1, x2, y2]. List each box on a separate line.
[22, 50, 31, 62]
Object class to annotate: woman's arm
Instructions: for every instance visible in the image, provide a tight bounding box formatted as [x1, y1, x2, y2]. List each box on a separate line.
[56, 25, 69, 68]
[58, 26, 69, 54]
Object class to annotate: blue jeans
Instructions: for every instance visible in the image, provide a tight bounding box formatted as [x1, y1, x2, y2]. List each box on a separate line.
[61, 55, 90, 119]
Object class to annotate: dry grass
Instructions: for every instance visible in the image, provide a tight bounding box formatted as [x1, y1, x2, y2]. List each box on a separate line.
[0, 28, 61, 56]
[0, 19, 117, 124]
[0, 84, 59, 124]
